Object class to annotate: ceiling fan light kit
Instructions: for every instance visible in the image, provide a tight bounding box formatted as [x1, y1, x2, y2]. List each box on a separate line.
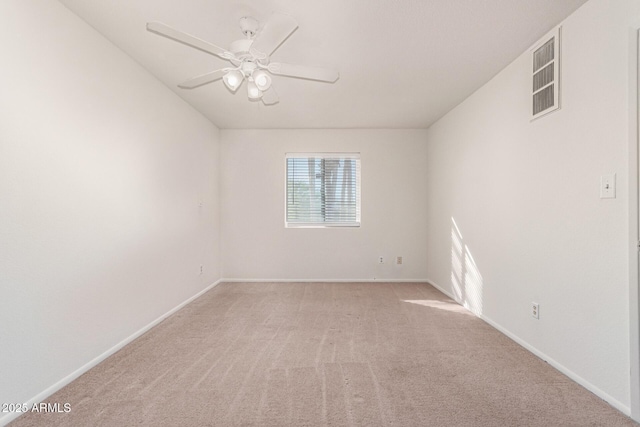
[147, 13, 339, 105]
[252, 70, 272, 91]
[223, 69, 243, 91]
[247, 81, 262, 99]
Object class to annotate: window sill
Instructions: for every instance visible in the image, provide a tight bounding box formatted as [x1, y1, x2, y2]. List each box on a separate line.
[285, 223, 361, 229]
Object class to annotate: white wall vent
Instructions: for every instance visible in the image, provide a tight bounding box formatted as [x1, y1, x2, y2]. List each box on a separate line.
[531, 26, 560, 120]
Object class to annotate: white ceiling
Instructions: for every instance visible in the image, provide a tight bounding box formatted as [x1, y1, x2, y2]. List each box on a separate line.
[58, 0, 587, 129]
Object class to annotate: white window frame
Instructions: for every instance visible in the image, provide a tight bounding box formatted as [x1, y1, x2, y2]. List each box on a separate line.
[284, 152, 361, 228]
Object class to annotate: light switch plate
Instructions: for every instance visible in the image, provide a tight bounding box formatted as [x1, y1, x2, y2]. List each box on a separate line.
[600, 174, 616, 199]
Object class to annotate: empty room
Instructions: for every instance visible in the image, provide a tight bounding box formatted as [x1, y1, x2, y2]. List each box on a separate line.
[3, 0, 640, 425]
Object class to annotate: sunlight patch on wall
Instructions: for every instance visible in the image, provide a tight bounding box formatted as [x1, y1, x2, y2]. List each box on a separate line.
[450, 217, 484, 316]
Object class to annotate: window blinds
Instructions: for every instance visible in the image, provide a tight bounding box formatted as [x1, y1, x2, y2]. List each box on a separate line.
[286, 153, 361, 227]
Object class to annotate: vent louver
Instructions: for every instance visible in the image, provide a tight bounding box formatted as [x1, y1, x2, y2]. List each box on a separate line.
[531, 27, 560, 119]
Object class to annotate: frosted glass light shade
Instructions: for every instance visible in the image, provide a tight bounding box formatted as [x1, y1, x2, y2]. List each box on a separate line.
[247, 81, 262, 99]
[223, 70, 243, 92]
[252, 70, 272, 91]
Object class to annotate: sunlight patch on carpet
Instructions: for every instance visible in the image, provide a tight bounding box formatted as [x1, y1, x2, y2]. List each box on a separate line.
[402, 299, 474, 315]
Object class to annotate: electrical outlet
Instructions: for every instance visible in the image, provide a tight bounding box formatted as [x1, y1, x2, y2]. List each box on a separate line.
[396, 256, 403, 265]
[531, 302, 539, 319]
[378, 256, 384, 264]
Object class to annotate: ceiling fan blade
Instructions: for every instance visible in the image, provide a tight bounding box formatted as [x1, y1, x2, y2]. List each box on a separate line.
[268, 62, 339, 83]
[261, 87, 279, 105]
[147, 22, 234, 60]
[178, 69, 227, 89]
[250, 13, 298, 59]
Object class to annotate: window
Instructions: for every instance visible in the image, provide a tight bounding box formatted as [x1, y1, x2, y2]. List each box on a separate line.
[285, 153, 361, 227]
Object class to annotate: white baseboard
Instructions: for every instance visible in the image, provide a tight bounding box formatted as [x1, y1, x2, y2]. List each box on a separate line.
[220, 278, 430, 283]
[0, 279, 222, 427]
[425, 278, 631, 417]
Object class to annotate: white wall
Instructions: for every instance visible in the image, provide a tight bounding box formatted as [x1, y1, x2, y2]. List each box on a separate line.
[221, 129, 428, 281]
[0, 0, 221, 421]
[425, 0, 639, 413]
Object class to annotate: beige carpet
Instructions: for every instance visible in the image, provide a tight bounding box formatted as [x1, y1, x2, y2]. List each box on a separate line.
[10, 282, 638, 426]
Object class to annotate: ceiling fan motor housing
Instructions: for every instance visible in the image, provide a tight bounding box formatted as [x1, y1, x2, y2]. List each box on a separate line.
[229, 39, 253, 56]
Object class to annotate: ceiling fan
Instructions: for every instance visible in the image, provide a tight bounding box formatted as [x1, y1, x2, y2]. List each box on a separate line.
[147, 13, 339, 105]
